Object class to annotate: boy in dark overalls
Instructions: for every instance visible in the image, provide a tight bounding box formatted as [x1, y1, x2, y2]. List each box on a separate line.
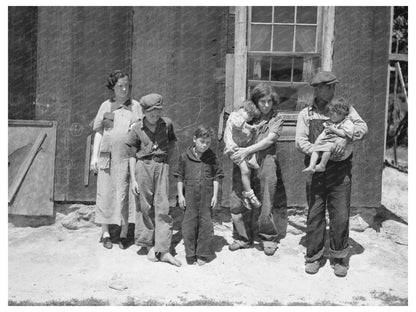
[295, 71, 368, 277]
[126, 93, 181, 267]
[174, 126, 224, 265]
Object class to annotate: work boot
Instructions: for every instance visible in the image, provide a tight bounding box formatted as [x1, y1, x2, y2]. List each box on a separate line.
[305, 259, 322, 274]
[332, 258, 348, 277]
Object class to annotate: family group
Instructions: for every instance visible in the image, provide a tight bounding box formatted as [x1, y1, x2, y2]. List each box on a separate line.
[90, 69, 367, 277]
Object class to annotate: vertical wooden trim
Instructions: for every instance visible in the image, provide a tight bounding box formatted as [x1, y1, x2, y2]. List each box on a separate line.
[233, 6, 247, 110]
[384, 7, 394, 160]
[321, 6, 335, 71]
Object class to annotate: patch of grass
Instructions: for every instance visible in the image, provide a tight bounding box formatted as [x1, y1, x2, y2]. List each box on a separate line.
[122, 297, 235, 306]
[9, 297, 109, 306]
[370, 291, 408, 306]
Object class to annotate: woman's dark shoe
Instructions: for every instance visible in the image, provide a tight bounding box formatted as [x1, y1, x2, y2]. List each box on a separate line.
[118, 237, 129, 250]
[102, 236, 113, 249]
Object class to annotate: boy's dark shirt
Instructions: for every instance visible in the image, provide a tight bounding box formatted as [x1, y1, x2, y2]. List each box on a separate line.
[125, 117, 176, 160]
[174, 146, 224, 186]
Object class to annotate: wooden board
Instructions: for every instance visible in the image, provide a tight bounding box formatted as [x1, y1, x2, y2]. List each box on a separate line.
[8, 120, 57, 216]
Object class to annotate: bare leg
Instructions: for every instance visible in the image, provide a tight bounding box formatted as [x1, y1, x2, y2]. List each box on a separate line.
[102, 223, 110, 238]
[303, 151, 320, 173]
[315, 151, 331, 172]
[239, 161, 252, 193]
[147, 247, 157, 262]
[120, 223, 128, 238]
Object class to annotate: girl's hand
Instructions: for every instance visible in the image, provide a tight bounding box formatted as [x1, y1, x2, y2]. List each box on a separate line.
[131, 180, 140, 196]
[90, 156, 98, 173]
[178, 195, 186, 209]
[231, 147, 249, 164]
[211, 196, 217, 208]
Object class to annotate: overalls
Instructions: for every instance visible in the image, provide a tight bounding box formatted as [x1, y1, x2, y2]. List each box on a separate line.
[179, 148, 221, 258]
[304, 118, 352, 262]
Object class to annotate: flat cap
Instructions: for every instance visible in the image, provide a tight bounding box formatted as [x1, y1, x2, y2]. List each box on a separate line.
[310, 71, 339, 86]
[140, 93, 163, 112]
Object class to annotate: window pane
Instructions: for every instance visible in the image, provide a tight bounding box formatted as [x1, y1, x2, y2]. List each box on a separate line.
[271, 57, 292, 82]
[251, 25, 272, 51]
[295, 26, 316, 52]
[251, 7, 272, 23]
[273, 25, 294, 52]
[293, 57, 304, 82]
[248, 56, 270, 81]
[276, 87, 299, 111]
[274, 7, 294, 23]
[297, 7, 317, 24]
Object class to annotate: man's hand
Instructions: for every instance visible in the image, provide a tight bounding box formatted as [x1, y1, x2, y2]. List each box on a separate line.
[178, 195, 186, 210]
[331, 138, 347, 158]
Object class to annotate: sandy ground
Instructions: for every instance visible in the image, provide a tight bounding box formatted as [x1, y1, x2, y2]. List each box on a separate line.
[8, 167, 408, 306]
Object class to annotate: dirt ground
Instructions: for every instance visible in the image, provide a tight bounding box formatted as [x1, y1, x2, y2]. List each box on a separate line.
[7, 166, 408, 306]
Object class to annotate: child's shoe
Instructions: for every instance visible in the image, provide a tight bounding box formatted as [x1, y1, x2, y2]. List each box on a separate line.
[243, 190, 261, 209]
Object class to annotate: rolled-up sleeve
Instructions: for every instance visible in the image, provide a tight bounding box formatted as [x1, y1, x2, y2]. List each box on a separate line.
[173, 154, 185, 180]
[268, 114, 284, 140]
[93, 101, 110, 134]
[349, 106, 368, 141]
[295, 108, 314, 155]
[125, 125, 140, 158]
[212, 154, 224, 181]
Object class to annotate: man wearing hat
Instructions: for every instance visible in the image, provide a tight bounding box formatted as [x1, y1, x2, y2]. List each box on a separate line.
[295, 71, 368, 277]
[125, 93, 181, 267]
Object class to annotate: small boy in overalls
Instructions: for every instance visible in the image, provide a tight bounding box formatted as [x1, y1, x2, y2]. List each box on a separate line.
[174, 125, 224, 265]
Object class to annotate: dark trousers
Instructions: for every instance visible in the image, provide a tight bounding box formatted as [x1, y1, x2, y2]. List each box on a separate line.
[182, 184, 214, 258]
[230, 154, 280, 245]
[134, 159, 172, 253]
[305, 158, 352, 261]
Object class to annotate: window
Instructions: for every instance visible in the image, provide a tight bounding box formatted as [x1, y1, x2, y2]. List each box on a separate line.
[248, 6, 323, 112]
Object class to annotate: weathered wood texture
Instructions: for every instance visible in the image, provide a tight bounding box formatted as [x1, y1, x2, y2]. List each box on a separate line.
[131, 7, 228, 204]
[35, 7, 132, 201]
[8, 7, 37, 120]
[8, 121, 57, 216]
[332, 7, 390, 207]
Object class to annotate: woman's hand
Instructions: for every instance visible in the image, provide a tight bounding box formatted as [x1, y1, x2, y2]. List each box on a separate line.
[211, 196, 217, 208]
[131, 179, 140, 196]
[178, 195, 186, 210]
[231, 147, 249, 164]
[90, 156, 98, 173]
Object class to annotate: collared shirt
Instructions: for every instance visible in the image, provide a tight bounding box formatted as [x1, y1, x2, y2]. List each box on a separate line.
[173, 145, 224, 186]
[295, 101, 368, 156]
[93, 98, 141, 133]
[125, 116, 177, 159]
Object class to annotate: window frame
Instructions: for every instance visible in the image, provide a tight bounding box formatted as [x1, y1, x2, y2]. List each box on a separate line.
[247, 6, 324, 89]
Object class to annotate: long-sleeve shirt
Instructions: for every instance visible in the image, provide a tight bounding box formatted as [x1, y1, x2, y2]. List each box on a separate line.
[295, 104, 368, 156]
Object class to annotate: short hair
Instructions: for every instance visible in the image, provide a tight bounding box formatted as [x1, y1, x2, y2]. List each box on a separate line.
[239, 100, 260, 119]
[327, 98, 350, 117]
[249, 83, 279, 107]
[106, 70, 129, 90]
[194, 125, 213, 139]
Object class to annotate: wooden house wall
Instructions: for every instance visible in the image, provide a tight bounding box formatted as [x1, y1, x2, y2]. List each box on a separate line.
[8, 7, 37, 120]
[332, 6, 390, 207]
[35, 7, 132, 201]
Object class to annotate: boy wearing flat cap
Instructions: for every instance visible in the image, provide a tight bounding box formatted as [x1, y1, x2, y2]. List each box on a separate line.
[295, 71, 368, 277]
[126, 93, 181, 267]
